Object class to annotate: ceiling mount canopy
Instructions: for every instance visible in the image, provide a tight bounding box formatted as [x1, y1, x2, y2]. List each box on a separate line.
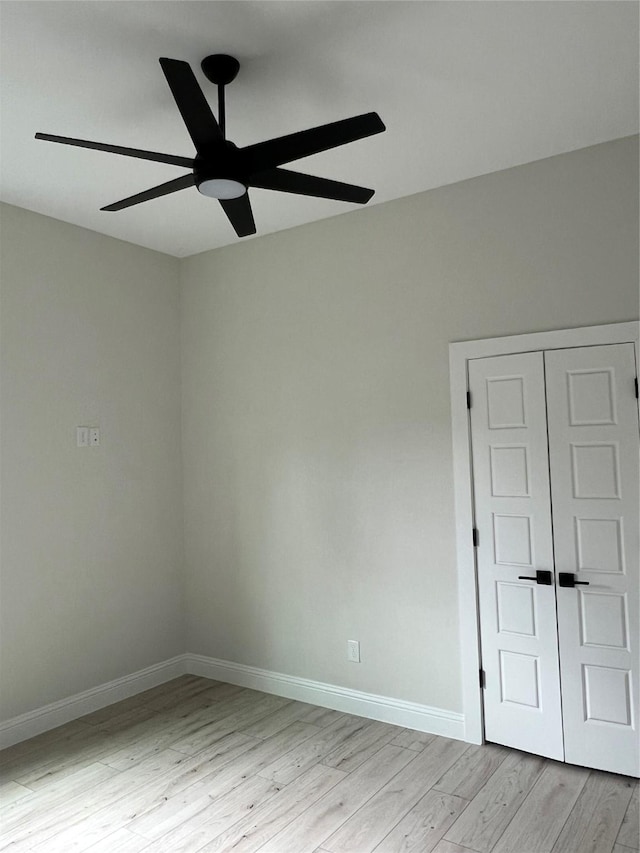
[35, 52, 386, 238]
[201, 53, 240, 86]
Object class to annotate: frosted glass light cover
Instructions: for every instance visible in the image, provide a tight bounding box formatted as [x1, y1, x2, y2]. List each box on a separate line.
[198, 178, 246, 199]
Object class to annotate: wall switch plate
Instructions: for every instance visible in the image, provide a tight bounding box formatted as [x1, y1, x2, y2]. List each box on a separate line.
[89, 427, 100, 446]
[347, 639, 361, 663]
[76, 427, 89, 447]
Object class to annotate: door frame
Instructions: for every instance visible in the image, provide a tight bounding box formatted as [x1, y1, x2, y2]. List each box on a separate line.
[449, 321, 639, 744]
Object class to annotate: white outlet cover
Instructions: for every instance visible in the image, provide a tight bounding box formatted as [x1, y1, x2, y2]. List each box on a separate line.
[89, 427, 100, 446]
[347, 640, 361, 663]
[76, 426, 89, 447]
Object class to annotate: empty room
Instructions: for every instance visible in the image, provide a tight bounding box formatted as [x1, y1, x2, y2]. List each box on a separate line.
[0, 2, 638, 852]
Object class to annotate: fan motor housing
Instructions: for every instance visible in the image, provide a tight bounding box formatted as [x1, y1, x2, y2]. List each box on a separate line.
[194, 151, 247, 199]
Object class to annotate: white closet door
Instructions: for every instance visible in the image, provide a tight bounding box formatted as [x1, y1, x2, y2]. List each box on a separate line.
[469, 352, 564, 760]
[545, 343, 639, 777]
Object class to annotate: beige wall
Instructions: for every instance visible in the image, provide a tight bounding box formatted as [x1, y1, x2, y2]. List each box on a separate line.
[181, 136, 639, 713]
[1, 136, 637, 723]
[0, 205, 184, 719]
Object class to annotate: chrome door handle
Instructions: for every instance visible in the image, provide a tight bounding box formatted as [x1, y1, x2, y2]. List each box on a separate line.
[558, 572, 590, 588]
[518, 570, 553, 585]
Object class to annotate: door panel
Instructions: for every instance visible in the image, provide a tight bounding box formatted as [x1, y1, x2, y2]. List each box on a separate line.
[469, 352, 564, 760]
[545, 343, 639, 776]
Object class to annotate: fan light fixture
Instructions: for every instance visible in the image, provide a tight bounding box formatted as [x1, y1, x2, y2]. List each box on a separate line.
[197, 178, 246, 199]
[35, 53, 385, 238]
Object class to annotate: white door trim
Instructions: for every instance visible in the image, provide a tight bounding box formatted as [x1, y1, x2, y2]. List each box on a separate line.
[449, 321, 639, 744]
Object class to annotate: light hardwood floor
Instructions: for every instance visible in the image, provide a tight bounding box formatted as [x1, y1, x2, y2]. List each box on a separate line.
[1, 676, 638, 853]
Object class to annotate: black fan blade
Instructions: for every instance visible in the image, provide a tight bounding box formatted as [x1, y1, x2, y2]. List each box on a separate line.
[241, 113, 385, 173]
[219, 194, 256, 237]
[159, 58, 223, 153]
[249, 167, 374, 204]
[101, 174, 195, 211]
[34, 133, 194, 168]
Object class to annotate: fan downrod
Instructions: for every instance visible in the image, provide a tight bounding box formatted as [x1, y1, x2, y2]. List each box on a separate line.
[201, 54, 240, 86]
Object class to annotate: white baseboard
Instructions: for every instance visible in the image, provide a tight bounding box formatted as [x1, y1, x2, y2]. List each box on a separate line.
[186, 654, 465, 741]
[0, 653, 465, 748]
[0, 655, 188, 749]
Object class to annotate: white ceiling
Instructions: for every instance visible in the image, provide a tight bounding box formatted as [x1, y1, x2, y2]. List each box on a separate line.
[1, 1, 638, 257]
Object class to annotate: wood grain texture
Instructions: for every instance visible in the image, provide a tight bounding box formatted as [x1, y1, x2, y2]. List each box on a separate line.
[123, 723, 318, 841]
[1, 722, 107, 788]
[444, 749, 546, 853]
[257, 713, 373, 785]
[133, 773, 282, 852]
[0, 764, 129, 850]
[491, 761, 589, 853]
[141, 676, 221, 711]
[0, 676, 636, 853]
[617, 783, 640, 849]
[0, 718, 94, 766]
[432, 841, 482, 853]
[551, 771, 635, 853]
[163, 692, 289, 757]
[7, 748, 189, 852]
[0, 780, 33, 807]
[434, 742, 509, 800]
[321, 719, 399, 773]
[389, 728, 435, 752]
[81, 827, 151, 852]
[257, 744, 416, 853]
[239, 699, 334, 739]
[324, 737, 469, 853]
[296, 706, 345, 728]
[196, 764, 346, 853]
[371, 789, 467, 853]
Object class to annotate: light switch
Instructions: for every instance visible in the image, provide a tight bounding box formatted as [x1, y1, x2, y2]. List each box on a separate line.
[76, 427, 89, 447]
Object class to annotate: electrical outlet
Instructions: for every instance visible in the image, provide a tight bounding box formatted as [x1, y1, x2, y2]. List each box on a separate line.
[347, 639, 360, 663]
[89, 427, 100, 446]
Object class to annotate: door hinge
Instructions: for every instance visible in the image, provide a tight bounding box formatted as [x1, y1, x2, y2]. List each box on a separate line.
[479, 668, 486, 689]
[472, 528, 479, 548]
[466, 390, 472, 409]
[635, 377, 638, 399]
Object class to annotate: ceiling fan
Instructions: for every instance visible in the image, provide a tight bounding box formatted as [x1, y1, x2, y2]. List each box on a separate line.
[35, 54, 386, 238]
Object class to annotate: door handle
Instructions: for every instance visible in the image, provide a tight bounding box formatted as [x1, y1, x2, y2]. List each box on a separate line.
[558, 572, 590, 588]
[518, 570, 553, 585]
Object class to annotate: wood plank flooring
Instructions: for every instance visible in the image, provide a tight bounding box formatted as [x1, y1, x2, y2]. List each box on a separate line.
[0, 676, 637, 853]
